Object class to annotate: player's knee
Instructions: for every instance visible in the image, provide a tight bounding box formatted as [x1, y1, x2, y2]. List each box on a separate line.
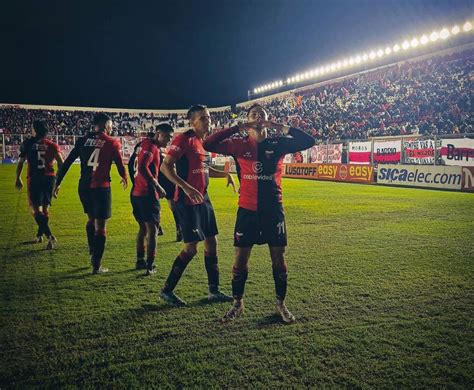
[184, 244, 198, 258]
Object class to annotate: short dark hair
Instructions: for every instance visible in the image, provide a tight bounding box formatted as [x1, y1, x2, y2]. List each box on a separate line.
[156, 123, 174, 133]
[246, 103, 265, 116]
[187, 104, 207, 120]
[93, 113, 111, 126]
[33, 120, 49, 138]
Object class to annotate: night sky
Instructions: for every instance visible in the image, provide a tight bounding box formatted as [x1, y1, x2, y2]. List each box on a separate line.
[1, 0, 472, 109]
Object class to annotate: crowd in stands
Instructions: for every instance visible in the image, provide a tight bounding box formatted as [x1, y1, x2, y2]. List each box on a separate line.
[1, 48, 472, 146]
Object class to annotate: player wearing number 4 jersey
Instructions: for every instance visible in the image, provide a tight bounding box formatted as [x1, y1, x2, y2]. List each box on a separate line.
[16, 120, 64, 249]
[203, 103, 315, 324]
[55, 113, 128, 274]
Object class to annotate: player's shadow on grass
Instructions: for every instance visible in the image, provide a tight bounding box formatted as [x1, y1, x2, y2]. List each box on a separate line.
[256, 313, 285, 328]
[19, 240, 39, 245]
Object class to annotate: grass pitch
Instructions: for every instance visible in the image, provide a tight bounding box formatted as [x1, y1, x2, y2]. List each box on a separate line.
[0, 164, 473, 388]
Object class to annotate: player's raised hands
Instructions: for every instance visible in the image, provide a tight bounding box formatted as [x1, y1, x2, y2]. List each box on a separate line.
[15, 178, 23, 190]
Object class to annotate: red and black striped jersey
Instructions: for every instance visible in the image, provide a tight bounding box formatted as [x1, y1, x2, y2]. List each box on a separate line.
[57, 131, 127, 189]
[203, 126, 315, 211]
[19, 137, 61, 178]
[167, 129, 210, 205]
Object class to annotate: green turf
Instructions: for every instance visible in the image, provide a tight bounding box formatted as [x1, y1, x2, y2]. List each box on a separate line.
[0, 164, 473, 388]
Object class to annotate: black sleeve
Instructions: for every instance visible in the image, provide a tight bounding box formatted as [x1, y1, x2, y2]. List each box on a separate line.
[19, 139, 29, 158]
[56, 137, 83, 186]
[279, 127, 316, 154]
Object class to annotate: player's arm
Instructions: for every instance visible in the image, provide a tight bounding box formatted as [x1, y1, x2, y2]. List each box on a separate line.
[54, 143, 80, 197]
[54, 148, 64, 172]
[138, 149, 162, 190]
[202, 126, 240, 154]
[15, 158, 25, 190]
[113, 142, 128, 189]
[264, 121, 316, 153]
[160, 154, 203, 203]
[209, 166, 236, 192]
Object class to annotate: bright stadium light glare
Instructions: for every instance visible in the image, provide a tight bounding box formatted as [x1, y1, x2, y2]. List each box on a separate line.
[451, 25, 460, 34]
[440, 28, 450, 39]
[325, 65, 331, 72]
[402, 40, 410, 50]
[355, 55, 362, 63]
[279, 80, 283, 86]
[319, 67, 326, 74]
[393, 44, 400, 52]
[463, 21, 472, 32]
[305, 72, 310, 79]
[362, 53, 368, 61]
[336, 61, 342, 69]
[287, 78, 291, 84]
[369, 51, 376, 59]
[385, 46, 392, 55]
[420, 35, 429, 44]
[254, 88, 258, 93]
[349, 57, 355, 65]
[430, 31, 439, 41]
[410, 38, 419, 47]
[314, 68, 320, 75]
[342, 59, 349, 67]
[377, 49, 384, 57]
[295, 75, 300, 82]
[330, 63, 336, 71]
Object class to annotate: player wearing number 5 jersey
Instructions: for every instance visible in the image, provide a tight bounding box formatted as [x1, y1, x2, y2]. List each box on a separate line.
[203, 103, 315, 324]
[16, 120, 64, 250]
[55, 113, 128, 274]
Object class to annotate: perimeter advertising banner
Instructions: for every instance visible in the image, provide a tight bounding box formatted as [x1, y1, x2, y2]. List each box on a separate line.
[283, 163, 374, 183]
[309, 144, 342, 164]
[373, 140, 401, 163]
[348, 141, 371, 164]
[403, 139, 441, 164]
[377, 164, 462, 190]
[440, 138, 474, 166]
[461, 167, 474, 192]
[122, 136, 140, 163]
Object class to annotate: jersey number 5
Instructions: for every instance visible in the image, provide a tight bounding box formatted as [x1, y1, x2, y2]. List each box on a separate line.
[37, 151, 46, 169]
[87, 148, 101, 172]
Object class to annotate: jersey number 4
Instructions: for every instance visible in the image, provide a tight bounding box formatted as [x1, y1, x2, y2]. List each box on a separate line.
[87, 148, 101, 172]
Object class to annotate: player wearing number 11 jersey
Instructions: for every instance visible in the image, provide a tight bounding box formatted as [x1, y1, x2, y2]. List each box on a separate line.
[55, 113, 128, 274]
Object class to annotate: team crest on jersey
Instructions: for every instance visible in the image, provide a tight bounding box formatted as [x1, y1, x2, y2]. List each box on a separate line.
[243, 152, 252, 158]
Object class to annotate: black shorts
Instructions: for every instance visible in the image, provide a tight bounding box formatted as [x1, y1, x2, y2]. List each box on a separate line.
[78, 182, 112, 219]
[175, 197, 218, 243]
[234, 204, 287, 247]
[28, 175, 56, 207]
[131, 194, 161, 224]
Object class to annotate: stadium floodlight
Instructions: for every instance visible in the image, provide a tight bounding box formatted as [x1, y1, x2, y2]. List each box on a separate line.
[377, 49, 384, 57]
[393, 43, 400, 52]
[362, 53, 368, 61]
[279, 80, 283, 86]
[439, 28, 450, 39]
[342, 58, 349, 67]
[402, 40, 410, 50]
[305, 72, 310, 79]
[385, 46, 392, 55]
[355, 55, 362, 63]
[430, 31, 439, 41]
[369, 51, 376, 59]
[420, 35, 429, 44]
[325, 65, 330, 72]
[451, 25, 460, 35]
[336, 61, 342, 69]
[330, 63, 336, 71]
[463, 21, 472, 32]
[410, 38, 419, 48]
[349, 57, 355, 65]
[295, 75, 300, 82]
[286, 78, 291, 84]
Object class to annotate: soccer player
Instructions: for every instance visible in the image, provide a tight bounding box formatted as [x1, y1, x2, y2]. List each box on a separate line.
[15, 120, 63, 249]
[128, 124, 174, 275]
[159, 104, 236, 306]
[54, 113, 128, 274]
[203, 103, 315, 324]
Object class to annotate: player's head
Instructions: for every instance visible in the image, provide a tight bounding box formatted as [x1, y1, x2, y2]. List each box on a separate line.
[246, 104, 269, 142]
[187, 105, 211, 138]
[154, 123, 174, 147]
[93, 113, 113, 134]
[32, 120, 49, 138]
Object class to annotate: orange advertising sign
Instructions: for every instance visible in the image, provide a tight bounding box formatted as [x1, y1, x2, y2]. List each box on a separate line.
[283, 163, 374, 183]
